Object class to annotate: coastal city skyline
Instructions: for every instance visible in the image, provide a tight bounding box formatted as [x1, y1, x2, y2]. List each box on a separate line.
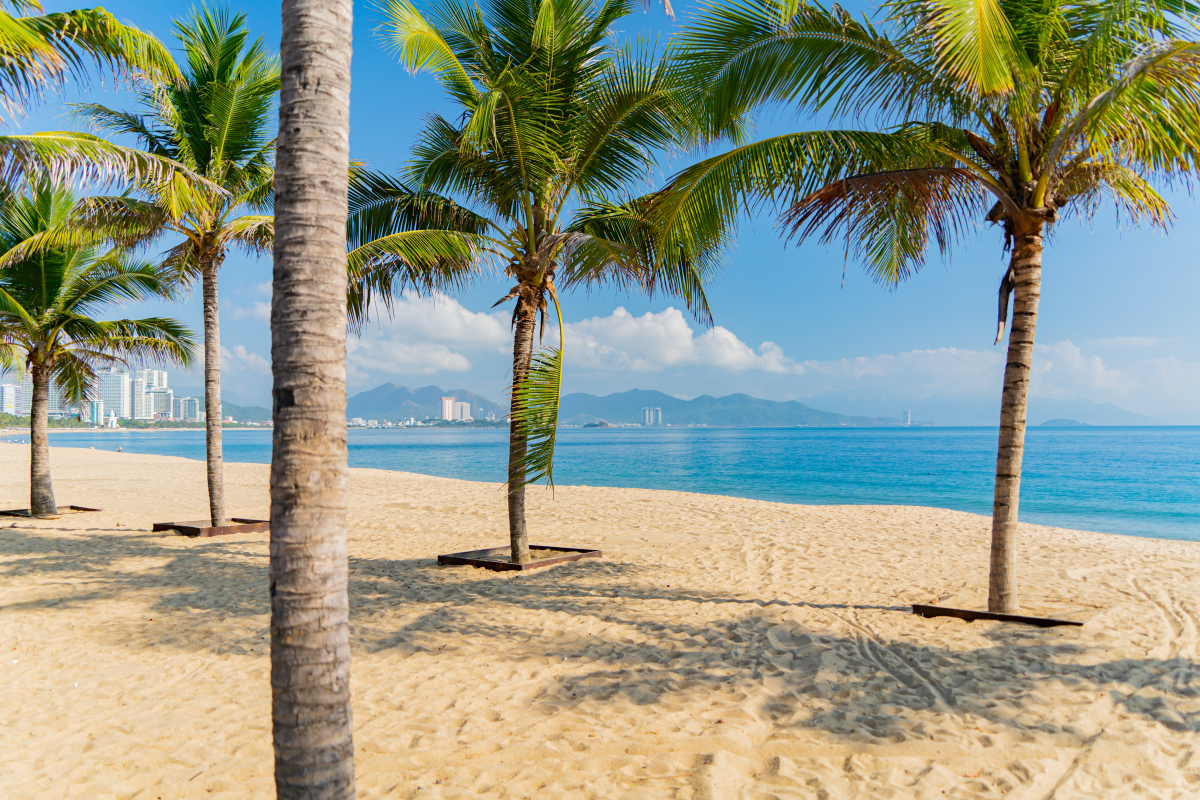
[0, 367, 208, 424]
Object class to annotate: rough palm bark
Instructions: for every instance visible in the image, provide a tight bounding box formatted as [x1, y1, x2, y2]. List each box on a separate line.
[268, 0, 355, 796]
[506, 288, 540, 565]
[989, 230, 1043, 614]
[201, 255, 225, 526]
[28, 362, 57, 516]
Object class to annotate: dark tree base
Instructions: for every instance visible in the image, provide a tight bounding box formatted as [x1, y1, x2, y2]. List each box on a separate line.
[153, 518, 270, 538]
[912, 604, 1084, 628]
[438, 545, 601, 571]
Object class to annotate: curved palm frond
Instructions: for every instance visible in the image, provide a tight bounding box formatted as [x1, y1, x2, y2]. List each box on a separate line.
[780, 166, 991, 284]
[347, 228, 493, 330]
[0, 131, 221, 194]
[0, 5, 180, 121]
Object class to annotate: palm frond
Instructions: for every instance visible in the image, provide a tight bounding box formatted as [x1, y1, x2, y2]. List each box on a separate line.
[0, 131, 220, 194]
[509, 290, 564, 490]
[780, 167, 990, 284]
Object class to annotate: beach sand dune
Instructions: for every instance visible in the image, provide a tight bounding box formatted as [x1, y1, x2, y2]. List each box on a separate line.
[3, 445, 1199, 798]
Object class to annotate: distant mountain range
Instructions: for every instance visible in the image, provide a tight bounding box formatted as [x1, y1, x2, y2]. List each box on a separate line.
[801, 391, 1157, 426]
[559, 389, 912, 426]
[345, 383, 508, 421]
[339, 384, 909, 426]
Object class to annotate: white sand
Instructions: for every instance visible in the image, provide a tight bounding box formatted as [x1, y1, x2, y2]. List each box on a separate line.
[2, 444, 1199, 798]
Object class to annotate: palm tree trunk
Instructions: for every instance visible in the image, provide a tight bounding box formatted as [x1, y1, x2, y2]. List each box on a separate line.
[29, 363, 57, 516]
[507, 288, 538, 565]
[989, 229, 1043, 614]
[201, 258, 225, 527]
[269, 0, 355, 797]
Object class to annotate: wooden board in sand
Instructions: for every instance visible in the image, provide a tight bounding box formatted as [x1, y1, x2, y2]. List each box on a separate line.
[152, 518, 270, 538]
[438, 545, 601, 571]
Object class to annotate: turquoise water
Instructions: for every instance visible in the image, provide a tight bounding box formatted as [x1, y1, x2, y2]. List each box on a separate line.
[12, 426, 1200, 541]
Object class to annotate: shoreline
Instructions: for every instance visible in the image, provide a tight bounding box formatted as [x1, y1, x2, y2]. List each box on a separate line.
[3, 446, 1200, 797]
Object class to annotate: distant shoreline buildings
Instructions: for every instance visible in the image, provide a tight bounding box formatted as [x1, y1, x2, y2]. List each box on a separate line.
[641, 406, 662, 426]
[0, 367, 209, 424]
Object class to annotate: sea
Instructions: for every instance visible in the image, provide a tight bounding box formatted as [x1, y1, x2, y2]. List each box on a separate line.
[7, 426, 1199, 542]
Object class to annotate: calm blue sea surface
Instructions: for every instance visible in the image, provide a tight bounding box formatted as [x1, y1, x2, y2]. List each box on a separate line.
[11, 426, 1199, 542]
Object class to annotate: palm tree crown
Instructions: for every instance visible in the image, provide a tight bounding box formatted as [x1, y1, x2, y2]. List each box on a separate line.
[0, 186, 196, 395]
[73, 5, 277, 268]
[354, 0, 726, 563]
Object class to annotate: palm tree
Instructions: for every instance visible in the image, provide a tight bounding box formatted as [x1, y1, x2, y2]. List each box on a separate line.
[71, 6, 278, 527]
[269, 0, 355, 794]
[665, 0, 1200, 612]
[0, 186, 195, 516]
[351, 0, 723, 565]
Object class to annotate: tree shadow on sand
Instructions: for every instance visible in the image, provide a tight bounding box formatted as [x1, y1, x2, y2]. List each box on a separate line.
[3, 526, 1200, 748]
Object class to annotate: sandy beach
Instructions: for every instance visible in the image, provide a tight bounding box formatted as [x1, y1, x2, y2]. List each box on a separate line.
[2, 444, 1199, 798]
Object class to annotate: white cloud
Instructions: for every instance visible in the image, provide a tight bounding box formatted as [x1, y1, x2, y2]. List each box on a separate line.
[221, 344, 271, 374]
[564, 307, 803, 374]
[232, 300, 271, 322]
[346, 293, 509, 379]
[793, 347, 1005, 397]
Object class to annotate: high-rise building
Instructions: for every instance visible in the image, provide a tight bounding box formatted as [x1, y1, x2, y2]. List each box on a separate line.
[441, 396, 456, 421]
[98, 368, 132, 419]
[654, 407, 662, 426]
[454, 401, 472, 421]
[136, 368, 168, 389]
[148, 387, 174, 419]
[173, 396, 203, 422]
[17, 374, 68, 417]
[641, 407, 662, 426]
[82, 399, 105, 425]
[902, 410, 912, 426]
[0, 383, 18, 414]
[132, 378, 154, 420]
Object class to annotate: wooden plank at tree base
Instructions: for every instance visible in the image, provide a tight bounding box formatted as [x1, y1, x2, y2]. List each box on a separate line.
[152, 518, 270, 538]
[912, 604, 1084, 628]
[438, 545, 601, 571]
[0, 505, 102, 518]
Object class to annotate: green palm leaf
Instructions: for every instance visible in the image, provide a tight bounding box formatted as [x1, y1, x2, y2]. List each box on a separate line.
[509, 296, 564, 491]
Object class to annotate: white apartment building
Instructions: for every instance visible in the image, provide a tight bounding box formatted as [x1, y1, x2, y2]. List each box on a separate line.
[82, 399, 105, 425]
[148, 387, 174, 419]
[136, 368, 168, 389]
[441, 396, 456, 421]
[0, 383, 18, 414]
[173, 396, 203, 422]
[132, 378, 154, 420]
[98, 368, 132, 419]
[17, 374, 68, 417]
[453, 401, 472, 422]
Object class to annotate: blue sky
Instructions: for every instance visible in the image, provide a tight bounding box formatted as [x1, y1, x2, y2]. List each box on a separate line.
[10, 0, 1200, 423]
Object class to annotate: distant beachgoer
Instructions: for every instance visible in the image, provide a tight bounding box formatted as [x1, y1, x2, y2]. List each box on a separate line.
[117, 446, 122, 453]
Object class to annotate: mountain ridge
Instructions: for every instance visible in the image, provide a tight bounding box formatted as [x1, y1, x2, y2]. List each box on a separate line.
[558, 388, 909, 426]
